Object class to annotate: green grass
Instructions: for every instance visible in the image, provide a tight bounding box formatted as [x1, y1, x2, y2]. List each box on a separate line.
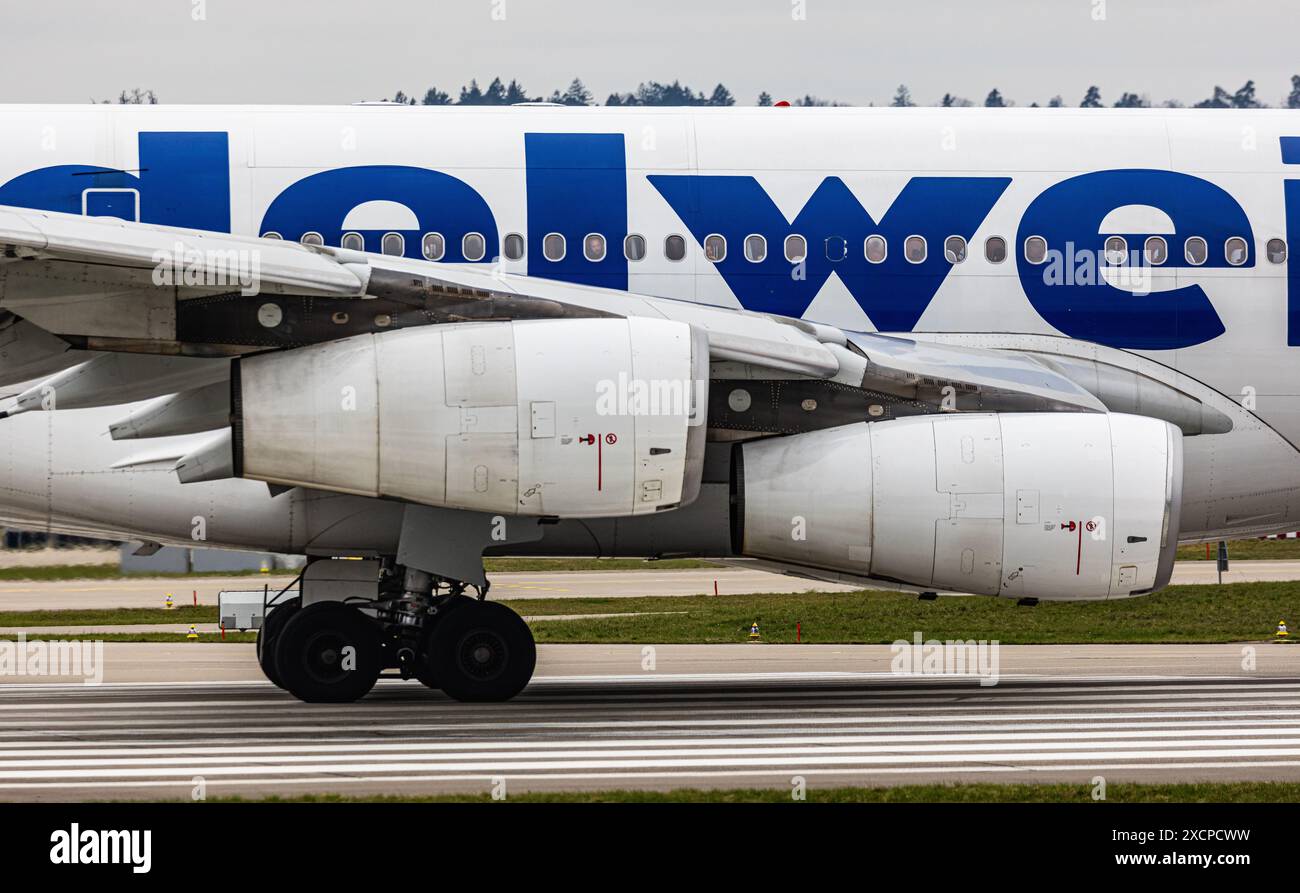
[0, 630, 255, 643]
[0, 564, 285, 582]
[201, 781, 1300, 803]
[511, 582, 1300, 644]
[1, 580, 1298, 644]
[1176, 537, 1300, 560]
[0, 557, 717, 582]
[0, 606, 215, 626]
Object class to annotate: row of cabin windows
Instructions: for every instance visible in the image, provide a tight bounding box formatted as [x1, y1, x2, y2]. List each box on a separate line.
[1022, 235, 1287, 267]
[263, 230, 1290, 267]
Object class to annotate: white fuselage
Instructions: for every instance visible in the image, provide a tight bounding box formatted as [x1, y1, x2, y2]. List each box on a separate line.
[1, 105, 1299, 552]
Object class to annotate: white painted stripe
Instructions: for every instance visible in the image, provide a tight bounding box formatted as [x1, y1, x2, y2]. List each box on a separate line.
[0, 707, 1296, 739]
[0, 696, 1294, 731]
[5, 745, 1300, 778]
[0, 725, 1299, 760]
[0, 671, 1287, 693]
[2, 717, 1300, 750]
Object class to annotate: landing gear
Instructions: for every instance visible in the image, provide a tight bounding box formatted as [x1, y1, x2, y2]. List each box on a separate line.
[274, 602, 384, 703]
[259, 560, 537, 704]
[256, 596, 301, 688]
[424, 599, 536, 703]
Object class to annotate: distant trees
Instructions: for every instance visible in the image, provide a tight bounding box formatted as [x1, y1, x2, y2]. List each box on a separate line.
[548, 78, 593, 106]
[891, 84, 916, 107]
[108, 74, 1300, 109]
[1194, 81, 1262, 108]
[99, 88, 157, 104]
[606, 80, 736, 106]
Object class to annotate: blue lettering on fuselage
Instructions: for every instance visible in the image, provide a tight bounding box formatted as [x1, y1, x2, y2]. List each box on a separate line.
[259, 165, 497, 261]
[648, 174, 1009, 327]
[0, 132, 230, 232]
[1016, 169, 1252, 350]
[1284, 137, 1300, 345]
[525, 133, 628, 289]
[0, 129, 1285, 352]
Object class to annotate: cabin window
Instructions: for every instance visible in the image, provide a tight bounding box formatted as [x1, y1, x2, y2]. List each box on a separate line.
[1023, 236, 1048, 265]
[1144, 236, 1168, 265]
[543, 233, 566, 262]
[421, 233, 445, 260]
[904, 235, 927, 264]
[584, 233, 607, 262]
[300, 232, 324, 247]
[341, 232, 365, 252]
[624, 234, 646, 261]
[665, 234, 687, 262]
[985, 236, 1007, 263]
[1104, 236, 1128, 265]
[944, 236, 967, 264]
[1184, 236, 1208, 266]
[865, 235, 887, 263]
[1267, 238, 1288, 264]
[463, 232, 486, 261]
[744, 234, 767, 263]
[381, 232, 404, 256]
[503, 233, 525, 260]
[1225, 237, 1248, 266]
[704, 234, 726, 263]
[784, 234, 806, 263]
[261, 231, 283, 240]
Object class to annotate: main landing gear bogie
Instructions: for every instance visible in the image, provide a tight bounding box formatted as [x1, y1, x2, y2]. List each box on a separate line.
[256, 583, 537, 704]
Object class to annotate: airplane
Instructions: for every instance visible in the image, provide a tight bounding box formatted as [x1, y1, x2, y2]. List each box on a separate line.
[0, 103, 1297, 704]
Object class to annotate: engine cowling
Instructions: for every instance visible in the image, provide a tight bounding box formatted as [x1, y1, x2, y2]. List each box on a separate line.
[732, 413, 1182, 601]
[232, 318, 709, 518]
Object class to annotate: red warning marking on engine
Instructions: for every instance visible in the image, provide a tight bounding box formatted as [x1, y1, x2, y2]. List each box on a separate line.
[605, 433, 617, 445]
[1076, 522, 1083, 575]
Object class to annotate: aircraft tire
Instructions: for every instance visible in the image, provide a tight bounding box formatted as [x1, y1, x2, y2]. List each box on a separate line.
[256, 596, 301, 689]
[428, 599, 536, 703]
[275, 602, 383, 703]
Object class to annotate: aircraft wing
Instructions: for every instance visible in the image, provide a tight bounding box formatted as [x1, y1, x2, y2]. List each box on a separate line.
[0, 205, 1229, 439]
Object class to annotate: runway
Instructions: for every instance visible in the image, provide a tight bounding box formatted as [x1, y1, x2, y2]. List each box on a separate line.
[2, 560, 1299, 612]
[0, 644, 1299, 799]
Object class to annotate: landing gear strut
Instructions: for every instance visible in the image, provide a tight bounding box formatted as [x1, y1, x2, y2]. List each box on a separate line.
[255, 560, 536, 704]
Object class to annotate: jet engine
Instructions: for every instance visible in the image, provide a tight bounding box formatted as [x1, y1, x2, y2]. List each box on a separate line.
[230, 318, 709, 518]
[732, 413, 1182, 601]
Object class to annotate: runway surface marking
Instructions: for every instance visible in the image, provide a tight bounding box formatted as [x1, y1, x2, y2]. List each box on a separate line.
[0, 673, 1299, 796]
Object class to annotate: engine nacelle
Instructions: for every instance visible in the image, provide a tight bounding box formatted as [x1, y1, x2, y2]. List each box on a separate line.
[733, 413, 1182, 601]
[233, 318, 709, 518]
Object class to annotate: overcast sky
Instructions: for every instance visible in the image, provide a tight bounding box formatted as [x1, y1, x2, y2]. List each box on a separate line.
[1, 0, 1294, 108]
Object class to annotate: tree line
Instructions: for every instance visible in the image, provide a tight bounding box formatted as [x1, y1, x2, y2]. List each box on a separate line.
[106, 76, 1300, 108]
